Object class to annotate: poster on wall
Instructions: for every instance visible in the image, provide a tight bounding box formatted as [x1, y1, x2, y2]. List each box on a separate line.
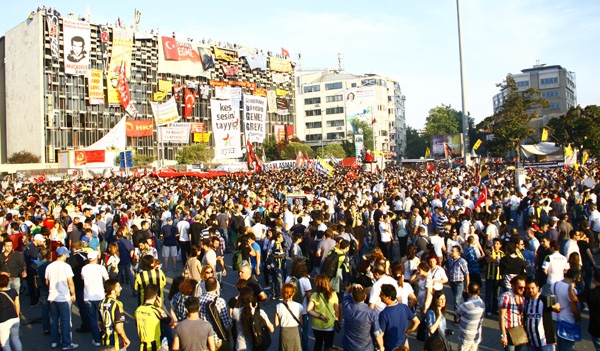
[274, 124, 285, 143]
[243, 95, 267, 143]
[62, 18, 90, 75]
[211, 99, 242, 159]
[150, 97, 181, 126]
[87, 69, 104, 105]
[158, 123, 191, 143]
[431, 134, 464, 159]
[157, 37, 211, 78]
[345, 87, 376, 124]
[107, 28, 133, 105]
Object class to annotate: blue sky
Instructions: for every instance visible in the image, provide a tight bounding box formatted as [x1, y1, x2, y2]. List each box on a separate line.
[3, 1, 599, 129]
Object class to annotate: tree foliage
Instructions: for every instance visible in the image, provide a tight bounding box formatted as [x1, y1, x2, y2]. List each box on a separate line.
[262, 135, 278, 161]
[316, 143, 347, 158]
[546, 105, 600, 156]
[175, 144, 210, 164]
[476, 77, 548, 160]
[347, 120, 374, 150]
[8, 150, 41, 164]
[133, 154, 155, 166]
[404, 126, 428, 159]
[281, 142, 314, 160]
[423, 104, 477, 148]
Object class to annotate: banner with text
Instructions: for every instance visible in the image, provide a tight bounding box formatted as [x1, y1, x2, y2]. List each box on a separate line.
[245, 54, 267, 70]
[63, 19, 90, 75]
[211, 99, 242, 159]
[190, 122, 205, 133]
[158, 122, 191, 143]
[267, 90, 277, 113]
[87, 69, 104, 105]
[276, 97, 289, 116]
[107, 28, 133, 105]
[157, 37, 210, 78]
[345, 87, 376, 123]
[274, 124, 285, 142]
[269, 57, 293, 73]
[151, 97, 181, 126]
[46, 14, 59, 59]
[213, 47, 238, 62]
[126, 119, 153, 137]
[243, 95, 267, 143]
[193, 132, 212, 143]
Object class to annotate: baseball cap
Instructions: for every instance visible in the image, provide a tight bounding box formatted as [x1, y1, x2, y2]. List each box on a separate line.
[33, 234, 45, 242]
[56, 247, 71, 257]
[81, 236, 90, 243]
[87, 251, 100, 260]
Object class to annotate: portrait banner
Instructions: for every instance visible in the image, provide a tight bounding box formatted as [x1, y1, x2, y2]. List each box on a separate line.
[274, 124, 285, 143]
[107, 28, 133, 105]
[151, 97, 181, 126]
[63, 19, 90, 75]
[267, 90, 277, 113]
[276, 97, 289, 116]
[345, 87, 376, 123]
[269, 57, 293, 73]
[125, 120, 153, 137]
[87, 69, 104, 105]
[198, 46, 215, 71]
[211, 99, 242, 159]
[243, 95, 267, 143]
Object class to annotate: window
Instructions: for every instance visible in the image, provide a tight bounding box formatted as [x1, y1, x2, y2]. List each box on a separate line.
[326, 132, 345, 140]
[325, 82, 342, 90]
[351, 83, 357, 88]
[326, 120, 344, 127]
[325, 95, 343, 103]
[305, 122, 322, 129]
[325, 107, 344, 115]
[303, 85, 320, 93]
[540, 77, 559, 85]
[306, 134, 322, 141]
[541, 91, 559, 98]
[550, 103, 560, 109]
[305, 109, 322, 116]
[304, 97, 321, 104]
[516, 81, 530, 87]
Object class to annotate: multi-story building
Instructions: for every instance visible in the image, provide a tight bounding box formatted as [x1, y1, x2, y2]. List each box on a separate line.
[493, 63, 576, 115]
[387, 78, 406, 158]
[0, 11, 295, 164]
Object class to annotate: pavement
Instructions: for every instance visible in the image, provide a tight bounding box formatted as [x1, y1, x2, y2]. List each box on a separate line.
[17, 248, 599, 351]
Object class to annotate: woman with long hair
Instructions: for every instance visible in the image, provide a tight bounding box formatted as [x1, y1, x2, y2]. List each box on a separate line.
[306, 274, 339, 351]
[0, 274, 21, 351]
[195, 264, 220, 297]
[232, 287, 274, 351]
[416, 261, 433, 314]
[169, 278, 198, 322]
[274, 283, 304, 351]
[379, 214, 394, 261]
[403, 244, 421, 295]
[49, 220, 66, 246]
[397, 212, 409, 258]
[391, 262, 417, 309]
[184, 245, 202, 283]
[105, 242, 120, 280]
[425, 290, 447, 340]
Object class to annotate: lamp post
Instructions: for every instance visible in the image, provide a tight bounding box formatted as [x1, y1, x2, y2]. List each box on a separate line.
[456, 0, 470, 165]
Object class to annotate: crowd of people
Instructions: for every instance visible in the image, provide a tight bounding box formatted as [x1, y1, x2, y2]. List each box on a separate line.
[0, 160, 599, 351]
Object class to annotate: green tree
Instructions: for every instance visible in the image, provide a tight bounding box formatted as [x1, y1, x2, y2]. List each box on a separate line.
[423, 105, 460, 141]
[262, 135, 278, 161]
[477, 77, 548, 161]
[404, 126, 428, 159]
[546, 105, 600, 157]
[281, 142, 314, 160]
[133, 153, 155, 166]
[347, 120, 374, 150]
[316, 143, 347, 159]
[175, 144, 211, 164]
[8, 150, 41, 163]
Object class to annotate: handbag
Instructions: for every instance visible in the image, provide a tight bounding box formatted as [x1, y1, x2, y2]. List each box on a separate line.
[282, 301, 303, 334]
[507, 325, 529, 346]
[557, 320, 582, 342]
[319, 294, 340, 332]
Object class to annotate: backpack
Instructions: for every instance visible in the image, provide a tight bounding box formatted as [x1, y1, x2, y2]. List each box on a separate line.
[321, 250, 341, 278]
[132, 230, 145, 247]
[251, 308, 272, 351]
[207, 296, 228, 341]
[231, 249, 243, 271]
[348, 239, 358, 257]
[289, 276, 304, 304]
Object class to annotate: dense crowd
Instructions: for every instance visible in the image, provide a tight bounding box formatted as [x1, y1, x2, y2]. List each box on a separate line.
[0, 161, 599, 351]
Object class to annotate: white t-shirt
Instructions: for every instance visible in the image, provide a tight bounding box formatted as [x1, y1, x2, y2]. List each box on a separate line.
[542, 252, 570, 285]
[202, 249, 217, 269]
[397, 283, 415, 306]
[284, 276, 312, 313]
[276, 301, 305, 327]
[369, 275, 401, 315]
[429, 235, 445, 258]
[177, 221, 190, 241]
[81, 263, 109, 301]
[45, 260, 74, 302]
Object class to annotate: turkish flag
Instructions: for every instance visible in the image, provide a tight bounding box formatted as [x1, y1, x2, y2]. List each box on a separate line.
[85, 150, 105, 163]
[74, 151, 87, 166]
[162, 36, 179, 60]
[347, 170, 357, 180]
[426, 162, 435, 172]
[475, 187, 487, 208]
[183, 88, 196, 118]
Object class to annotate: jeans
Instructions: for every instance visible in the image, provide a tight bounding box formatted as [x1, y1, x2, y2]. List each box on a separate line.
[272, 268, 283, 298]
[0, 317, 21, 351]
[26, 268, 39, 305]
[7, 279, 20, 295]
[118, 263, 135, 291]
[458, 343, 480, 351]
[40, 290, 51, 332]
[50, 301, 73, 348]
[398, 235, 409, 258]
[451, 281, 465, 313]
[527, 345, 555, 351]
[75, 290, 89, 330]
[302, 314, 310, 351]
[505, 343, 523, 351]
[312, 329, 334, 351]
[556, 336, 575, 351]
[485, 279, 500, 312]
[85, 300, 101, 343]
[592, 336, 600, 351]
[179, 241, 191, 264]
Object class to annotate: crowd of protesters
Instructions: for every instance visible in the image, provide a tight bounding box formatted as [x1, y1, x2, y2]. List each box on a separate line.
[0, 160, 599, 351]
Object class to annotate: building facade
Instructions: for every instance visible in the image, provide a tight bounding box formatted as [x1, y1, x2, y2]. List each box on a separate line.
[0, 11, 295, 164]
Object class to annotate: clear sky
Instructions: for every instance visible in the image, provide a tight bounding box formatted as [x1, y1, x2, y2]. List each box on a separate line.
[2, 1, 599, 129]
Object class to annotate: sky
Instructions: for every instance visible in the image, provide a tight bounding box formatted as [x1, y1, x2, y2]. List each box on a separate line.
[2, 1, 599, 129]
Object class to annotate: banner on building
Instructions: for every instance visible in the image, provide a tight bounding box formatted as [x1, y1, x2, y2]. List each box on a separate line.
[46, 13, 59, 59]
[117, 55, 137, 117]
[245, 54, 267, 70]
[125, 120, 153, 137]
[272, 73, 289, 83]
[354, 134, 364, 157]
[158, 79, 172, 92]
[274, 124, 285, 142]
[158, 123, 191, 143]
[431, 134, 464, 159]
[193, 132, 212, 143]
[107, 28, 133, 105]
[198, 46, 215, 71]
[276, 88, 290, 96]
[99, 25, 110, 75]
[213, 47, 237, 62]
[223, 64, 238, 77]
[87, 69, 104, 105]
[190, 122, 205, 133]
[210, 99, 242, 159]
[267, 90, 277, 113]
[243, 95, 267, 143]
[285, 125, 294, 138]
[345, 87, 376, 123]
[276, 97, 289, 116]
[199, 85, 210, 99]
[254, 89, 267, 97]
[74, 150, 106, 165]
[153, 91, 168, 101]
[63, 18, 90, 75]
[151, 97, 181, 126]
[269, 57, 293, 73]
[184, 88, 197, 118]
[157, 37, 210, 78]
[209, 80, 257, 90]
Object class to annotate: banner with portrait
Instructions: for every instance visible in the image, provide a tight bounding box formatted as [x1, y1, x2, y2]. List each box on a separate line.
[157, 37, 210, 78]
[345, 87, 376, 123]
[107, 28, 133, 105]
[150, 97, 181, 126]
[431, 134, 464, 159]
[243, 95, 267, 143]
[274, 124, 285, 143]
[63, 18, 90, 75]
[87, 69, 104, 105]
[211, 99, 242, 159]
[276, 97, 289, 116]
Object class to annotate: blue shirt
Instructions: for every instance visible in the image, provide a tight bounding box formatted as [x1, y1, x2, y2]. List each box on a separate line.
[464, 246, 480, 274]
[342, 292, 382, 351]
[379, 303, 415, 351]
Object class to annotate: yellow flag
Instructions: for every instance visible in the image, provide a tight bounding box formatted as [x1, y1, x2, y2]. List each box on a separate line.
[158, 79, 172, 92]
[541, 128, 548, 142]
[276, 88, 290, 96]
[473, 139, 482, 150]
[565, 144, 573, 157]
[583, 151, 589, 164]
[425, 147, 431, 158]
[153, 91, 168, 101]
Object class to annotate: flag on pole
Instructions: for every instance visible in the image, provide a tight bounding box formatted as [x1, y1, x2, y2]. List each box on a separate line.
[371, 117, 377, 125]
[425, 147, 431, 158]
[583, 150, 589, 164]
[316, 157, 334, 177]
[85, 4, 92, 23]
[247, 141, 255, 171]
[473, 139, 482, 150]
[330, 155, 340, 167]
[281, 47, 290, 58]
[117, 54, 137, 117]
[295, 151, 305, 166]
[134, 9, 141, 24]
[475, 187, 487, 208]
[565, 144, 573, 157]
[479, 159, 489, 185]
[262, 149, 266, 163]
[541, 128, 548, 142]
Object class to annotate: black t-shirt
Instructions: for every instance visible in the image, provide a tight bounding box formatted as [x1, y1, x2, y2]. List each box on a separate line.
[246, 277, 263, 300]
[0, 289, 18, 323]
[578, 286, 600, 337]
[577, 240, 592, 263]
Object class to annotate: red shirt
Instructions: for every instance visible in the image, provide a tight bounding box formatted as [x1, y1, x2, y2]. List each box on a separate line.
[9, 233, 25, 252]
[43, 218, 56, 230]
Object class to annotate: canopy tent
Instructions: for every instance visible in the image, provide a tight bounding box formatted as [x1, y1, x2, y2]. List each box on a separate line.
[520, 142, 576, 165]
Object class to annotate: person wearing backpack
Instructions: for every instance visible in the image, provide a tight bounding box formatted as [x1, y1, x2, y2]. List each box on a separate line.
[285, 259, 312, 351]
[306, 274, 339, 351]
[274, 283, 304, 351]
[232, 286, 274, 351]
[267, 232, 286, 300]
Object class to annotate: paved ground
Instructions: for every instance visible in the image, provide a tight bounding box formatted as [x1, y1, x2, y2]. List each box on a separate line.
[17, 248, 599, 351]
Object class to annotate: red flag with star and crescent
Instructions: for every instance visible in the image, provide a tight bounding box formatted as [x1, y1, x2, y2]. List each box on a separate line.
[183, 88, 197, 118]
[475, 187, 487, 208]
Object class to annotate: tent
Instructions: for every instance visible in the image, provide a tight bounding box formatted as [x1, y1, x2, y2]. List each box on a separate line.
[520, 142, 576, 166]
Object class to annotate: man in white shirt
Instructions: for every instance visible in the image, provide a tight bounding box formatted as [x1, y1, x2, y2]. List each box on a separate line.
[542, 241, 569, 293]
[589, 203, 600, 237]
[563, 230, 582, 266]
[80, 250, 109, 346]
[368, 265, 402, 315]
[177, 216, 191, 263]
[45, 246, 78, 350]
[282, 205, 295, 232]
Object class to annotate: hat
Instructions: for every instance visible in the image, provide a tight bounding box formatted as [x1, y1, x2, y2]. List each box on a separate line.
[81, 236, 90, 243]
[33, 234, 45, 242]
[550, 216, 559, 222]
[87, 251, 99, 260]
[56, 247, 71, 257]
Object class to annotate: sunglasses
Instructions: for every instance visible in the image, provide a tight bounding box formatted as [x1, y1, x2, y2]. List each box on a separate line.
[205, 271, 214, 274]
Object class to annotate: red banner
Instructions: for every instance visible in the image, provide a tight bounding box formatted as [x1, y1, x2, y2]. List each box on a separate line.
[162, 36, 179, 60]
[126, 120, 153, 137]
[184, 88, 197, 118]
[85, 150, 105, 163]
[285, 125, 294, 138]
[74, 151, 87, 166]
[190, 122, 205, 133]
[209, 79, 256, 89]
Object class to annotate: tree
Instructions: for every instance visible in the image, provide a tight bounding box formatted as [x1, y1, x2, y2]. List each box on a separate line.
[8, 150, 41, 163]
[477, 77, 548, 161]
[546, 105, 600, 157]
[262, 135, 278, 161]
[175, 144, 211, 164]
[347, 119, 374, 152]
[316, 144, 347, 158]
[404, 126, 428, 159]
[281, 142, 314, 160]
[423, 105, 460, 141]
[133, 153, 155, 166]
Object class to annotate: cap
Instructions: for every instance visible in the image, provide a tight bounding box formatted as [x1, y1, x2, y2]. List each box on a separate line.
[81, 236, 90, 243]
[33, 234, 45, 242]
[87, 251, 99, 260]
[56, 247, 71, 257]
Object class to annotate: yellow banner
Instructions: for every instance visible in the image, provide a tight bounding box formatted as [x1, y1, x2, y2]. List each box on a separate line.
[565, 144, 573, 157]
[107, 28, 133, 105]
[473, 139, 482, 150]
[269, 57, 292, 73]
[213, 47, 237, 62]
[253, 89, 267, 97]
[583, 150, 589, 164]
[158, 79, 172, 92]
[425, 147, 431, 158]
[193, 132, 212, 143]
[153, 91, 168, 101]
[541, 128, 548, 142]
[276, 88, 290, 96]
[88, 69, 104, 105]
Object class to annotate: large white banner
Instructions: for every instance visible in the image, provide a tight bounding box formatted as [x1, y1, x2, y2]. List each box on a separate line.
[151, 97, 181, 126]
[345, 87, 376, 122]
[63, 19, 90, 75]
[211, 99, 242, 159]
[158, 122, 191, 143]
[243, 95, 267, 143]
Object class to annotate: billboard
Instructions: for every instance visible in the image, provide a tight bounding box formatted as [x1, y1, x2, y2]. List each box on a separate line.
[345, 87, 376, 124]
[431, 133, 464, 159]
